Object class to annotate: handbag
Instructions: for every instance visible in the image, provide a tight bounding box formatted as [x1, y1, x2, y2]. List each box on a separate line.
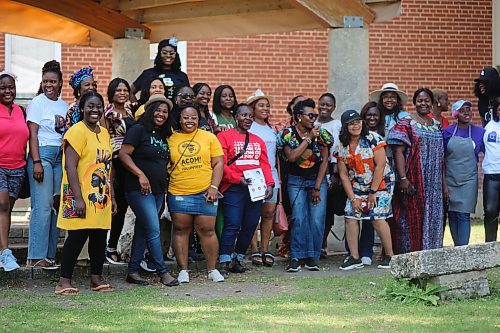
[273, 157, 288, 236]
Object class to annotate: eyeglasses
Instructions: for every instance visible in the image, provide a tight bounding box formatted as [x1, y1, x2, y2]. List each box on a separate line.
[161, 51, 176, 56]
[301, 113, 319, 120]
[177, 93, 195, 99]
[382, 95, 397, 101]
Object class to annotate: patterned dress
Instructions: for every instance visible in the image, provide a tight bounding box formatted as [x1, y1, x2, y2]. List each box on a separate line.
[387, 116, 444, 254]
[336, 132, 395, 220]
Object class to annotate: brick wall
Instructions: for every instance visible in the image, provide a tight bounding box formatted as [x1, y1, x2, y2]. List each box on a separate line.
[0, 33, 5, 70]
[369, 0, 492, 124]
[187, 31, 329, 122]
[60, 45, 112, 102]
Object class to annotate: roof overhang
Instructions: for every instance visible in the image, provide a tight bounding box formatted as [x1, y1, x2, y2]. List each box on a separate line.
[0, 0, 401, 47]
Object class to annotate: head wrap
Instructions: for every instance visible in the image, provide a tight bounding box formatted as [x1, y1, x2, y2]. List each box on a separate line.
[69, 66, 93, 90]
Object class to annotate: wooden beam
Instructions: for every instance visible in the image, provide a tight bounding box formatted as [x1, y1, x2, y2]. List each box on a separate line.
[135, 0, 294, 23]
[111, 0, 206, 12]
[13, 0, 151, 38]
[146, 7, 323, 41]
[288, 0, 375, 27]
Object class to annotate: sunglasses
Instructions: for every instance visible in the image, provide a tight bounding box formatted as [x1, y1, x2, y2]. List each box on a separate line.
[301, 113, 319, 120]
[177, 93, 195, 99]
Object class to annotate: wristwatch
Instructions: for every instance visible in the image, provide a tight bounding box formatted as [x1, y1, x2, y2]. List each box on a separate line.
[369, 189, 377, 194]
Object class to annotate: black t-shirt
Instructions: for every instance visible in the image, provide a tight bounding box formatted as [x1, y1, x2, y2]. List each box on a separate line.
[122, 123, 170, 194]
[133, 68, 190, 101]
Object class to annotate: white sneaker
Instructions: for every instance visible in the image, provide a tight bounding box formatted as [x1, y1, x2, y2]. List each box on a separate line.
[0, 249, 20, 272]
[361, 257, 372, 266]
[177, 269, 190, 283]
[208, 269, 225, 282]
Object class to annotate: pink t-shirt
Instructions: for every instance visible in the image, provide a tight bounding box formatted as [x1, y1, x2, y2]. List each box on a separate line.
[0, 103, 29, 169]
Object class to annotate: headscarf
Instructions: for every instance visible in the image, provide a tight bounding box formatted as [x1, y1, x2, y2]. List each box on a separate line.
[69, 66, 93, 90]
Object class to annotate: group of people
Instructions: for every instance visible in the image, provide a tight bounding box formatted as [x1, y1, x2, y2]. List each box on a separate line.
[0, 36, 498, 294]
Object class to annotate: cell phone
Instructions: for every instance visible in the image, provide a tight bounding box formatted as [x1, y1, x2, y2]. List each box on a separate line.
[204, 191, 224, 200]
[407, 186, 417, 196]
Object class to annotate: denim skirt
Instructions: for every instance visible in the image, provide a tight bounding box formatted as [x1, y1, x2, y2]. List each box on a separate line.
[167, 191, 218, 216]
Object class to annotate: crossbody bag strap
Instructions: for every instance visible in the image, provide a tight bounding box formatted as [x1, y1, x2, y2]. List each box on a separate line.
[227, 132, 249, 166]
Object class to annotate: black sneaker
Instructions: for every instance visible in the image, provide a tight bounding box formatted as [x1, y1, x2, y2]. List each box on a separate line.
[229, 259, 246, 273]
[377, 256, 392, 269]
[304, 258, 320, 271]
[286, 259, 301, 272]
[339, 256, 364, 270]
[320, 249, 328, 259]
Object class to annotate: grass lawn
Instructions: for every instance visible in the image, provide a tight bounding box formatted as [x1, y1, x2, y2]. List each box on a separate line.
[0, 267, 498, 333]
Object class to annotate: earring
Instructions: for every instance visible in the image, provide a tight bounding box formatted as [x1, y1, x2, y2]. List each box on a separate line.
[437, 102, 441, 107]
[298, 118, 302, 122]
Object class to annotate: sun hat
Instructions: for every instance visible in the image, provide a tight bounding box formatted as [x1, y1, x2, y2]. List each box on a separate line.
[246, 89, 274, 106]
[369, 83, 408, 105]
[341, 110, 362, 126]
[0, 70, 17, 81]
[451, 100, 472, 118]
[144, 94, 173, 112]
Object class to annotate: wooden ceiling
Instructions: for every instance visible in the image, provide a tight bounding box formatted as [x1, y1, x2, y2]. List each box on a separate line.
[1, 0, 400, 47]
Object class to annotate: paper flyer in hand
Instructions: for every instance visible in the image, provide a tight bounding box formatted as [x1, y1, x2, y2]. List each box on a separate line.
[243, 168, 267, 202]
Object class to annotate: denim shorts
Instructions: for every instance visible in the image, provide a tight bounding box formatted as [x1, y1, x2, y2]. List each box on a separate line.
[167, 191, 218, 216]
[0, 166, 25, 199]
[263, 187, 279, 204]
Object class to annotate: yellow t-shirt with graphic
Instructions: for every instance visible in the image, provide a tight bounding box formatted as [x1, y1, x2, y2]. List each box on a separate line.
[57, 122, 112, 230]
[167, 129, 223, 195]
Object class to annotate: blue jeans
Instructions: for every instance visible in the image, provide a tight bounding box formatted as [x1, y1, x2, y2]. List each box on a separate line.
[126, 192, 169, 276]
[219, 185, 263, 263]
[344, 220, 375, 258]
[287, 174, 327, 260]
[448, 211, 471, 246]
[27, 146, 62, 260]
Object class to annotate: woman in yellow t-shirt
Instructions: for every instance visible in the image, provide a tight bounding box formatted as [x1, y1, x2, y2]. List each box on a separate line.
[55, 91, 116, 295]
[167, 104, 225, 283]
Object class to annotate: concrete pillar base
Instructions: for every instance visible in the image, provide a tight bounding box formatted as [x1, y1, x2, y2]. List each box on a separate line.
[328, 28, 369, 119]
[112, 38, 151, 85]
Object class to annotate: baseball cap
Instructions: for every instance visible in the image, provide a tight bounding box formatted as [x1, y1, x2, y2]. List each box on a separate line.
[341, 110, 362, 126]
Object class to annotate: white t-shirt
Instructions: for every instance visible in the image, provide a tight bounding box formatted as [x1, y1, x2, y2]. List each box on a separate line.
[27, 94, 68, 146]
[320, 119, 341, 163]
[249, 122, 280, 188]
[482, 120, 500, 174]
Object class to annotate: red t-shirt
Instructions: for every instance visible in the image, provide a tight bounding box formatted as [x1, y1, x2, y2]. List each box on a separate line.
[217, 128, 275, 193]
[429, 113, 449, 128]
[0, 103, 29, 169]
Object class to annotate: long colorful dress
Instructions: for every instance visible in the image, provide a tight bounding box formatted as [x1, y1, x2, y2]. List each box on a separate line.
[387, 116, 444, 254]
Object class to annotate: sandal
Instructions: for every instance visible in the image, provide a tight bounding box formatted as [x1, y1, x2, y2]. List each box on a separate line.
[251, 252, 263, 266]
[106, 249, 125, 265]
[55, 287, 80, 296]
[91, 283, 114, 292]
[262, 252, 275, 267]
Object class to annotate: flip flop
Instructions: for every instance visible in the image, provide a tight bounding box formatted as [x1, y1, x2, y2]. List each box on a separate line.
[91, 284, 114, 292]
[251, 252, 263, 266]
[54, 287, 80, 296]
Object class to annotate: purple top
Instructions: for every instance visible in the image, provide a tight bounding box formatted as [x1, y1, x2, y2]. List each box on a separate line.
[443, 124, 485, 160]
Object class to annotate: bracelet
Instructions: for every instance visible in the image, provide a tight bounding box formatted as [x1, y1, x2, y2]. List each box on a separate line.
[210, 184, 218, 190]
[400, 176, 407, 180]
[348, 197, 357, 203]
[33, 160, 42, 164]
[313, 188, 320, 192]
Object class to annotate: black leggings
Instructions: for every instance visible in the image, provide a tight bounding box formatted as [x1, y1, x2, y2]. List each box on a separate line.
[483, 174, 500, 242]
[60, 229, 107, 279]
[107, 159, 129, 249]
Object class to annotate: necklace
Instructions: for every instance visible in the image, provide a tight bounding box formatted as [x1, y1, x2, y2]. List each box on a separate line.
[414, 113, 432, 126]
[218, 111, 234, 124]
